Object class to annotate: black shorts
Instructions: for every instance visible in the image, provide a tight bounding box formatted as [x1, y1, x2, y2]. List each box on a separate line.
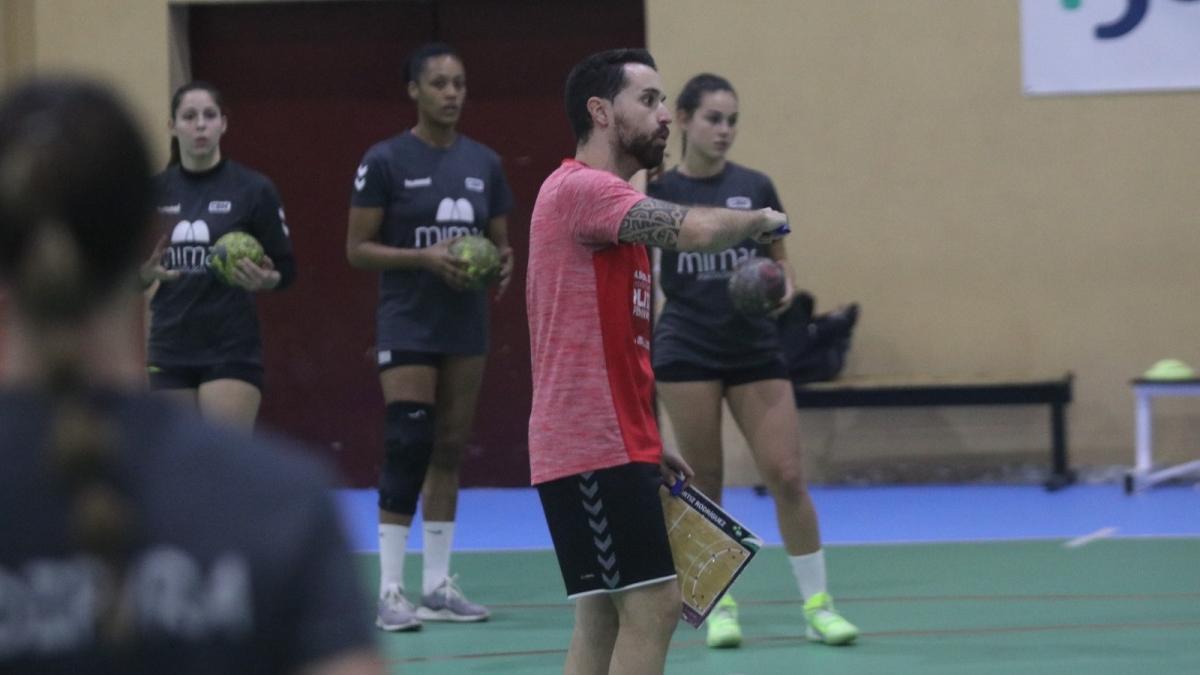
[377, 349, 444, 372]
[147, 362, 264, 391]
[537, 462, 677, 598]
[653, 356, 788, 387]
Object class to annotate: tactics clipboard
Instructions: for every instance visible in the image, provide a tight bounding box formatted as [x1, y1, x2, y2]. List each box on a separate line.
[659, 483, 761, 628]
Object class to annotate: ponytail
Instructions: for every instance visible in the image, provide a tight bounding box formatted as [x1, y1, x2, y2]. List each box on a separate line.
[21, 224, 136, 643]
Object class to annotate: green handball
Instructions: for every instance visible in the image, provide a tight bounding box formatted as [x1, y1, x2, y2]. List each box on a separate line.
[449, 235, 501, 289]
[208, 231, 265, 286]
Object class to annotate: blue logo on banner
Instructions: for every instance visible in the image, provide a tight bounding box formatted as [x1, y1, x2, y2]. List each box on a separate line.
[1064, 0, 1199, 39]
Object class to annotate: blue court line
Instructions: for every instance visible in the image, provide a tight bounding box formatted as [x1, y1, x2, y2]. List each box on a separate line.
[335, 484, 1200, 553]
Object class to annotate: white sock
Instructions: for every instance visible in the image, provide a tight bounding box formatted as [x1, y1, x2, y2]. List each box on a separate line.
[422, 521, 455, 595]
[379, 524, 410, 597]
[789, 550, 828, 601]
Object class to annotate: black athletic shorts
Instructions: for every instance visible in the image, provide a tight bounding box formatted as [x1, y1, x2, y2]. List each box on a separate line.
[537, 462, 677, 598]
[377, 349, 444, 372]
[147, 362, 264, 391]
[653, 356, 788, 387]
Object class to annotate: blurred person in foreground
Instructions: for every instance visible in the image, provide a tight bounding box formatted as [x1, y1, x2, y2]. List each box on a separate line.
[0, 77, 381, 674]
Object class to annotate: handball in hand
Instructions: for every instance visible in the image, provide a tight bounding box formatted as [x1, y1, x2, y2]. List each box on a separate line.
[208, 231, 265, 285]
[449, 235, 501, 289]
[728, 257, 786, 316]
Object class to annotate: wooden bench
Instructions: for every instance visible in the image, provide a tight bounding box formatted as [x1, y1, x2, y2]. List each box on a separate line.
[791, 372, 1075, 491]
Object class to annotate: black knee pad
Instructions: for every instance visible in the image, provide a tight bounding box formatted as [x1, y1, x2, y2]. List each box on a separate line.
[378, 401, 435, 514]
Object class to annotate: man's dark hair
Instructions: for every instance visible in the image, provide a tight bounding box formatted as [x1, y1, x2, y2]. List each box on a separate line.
[406, 42, 460, 84]
[564, 48, 657, 144]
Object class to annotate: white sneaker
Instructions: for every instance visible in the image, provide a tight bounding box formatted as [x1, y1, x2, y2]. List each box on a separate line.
[376, 583, 422, 632]
[417, 575, 490, 622]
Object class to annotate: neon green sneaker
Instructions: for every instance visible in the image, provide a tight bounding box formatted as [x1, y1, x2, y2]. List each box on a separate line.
[803, 592, 858, 645]
[705, 594, 742, 648]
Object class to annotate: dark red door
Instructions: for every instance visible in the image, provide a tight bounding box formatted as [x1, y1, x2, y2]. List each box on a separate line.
[189, 0, 645, 486]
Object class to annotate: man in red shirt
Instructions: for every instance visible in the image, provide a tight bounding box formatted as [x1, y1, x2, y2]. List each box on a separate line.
[526, 48, 787, 674]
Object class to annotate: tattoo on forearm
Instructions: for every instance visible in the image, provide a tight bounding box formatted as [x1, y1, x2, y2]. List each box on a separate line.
[618, 198, 688, 249]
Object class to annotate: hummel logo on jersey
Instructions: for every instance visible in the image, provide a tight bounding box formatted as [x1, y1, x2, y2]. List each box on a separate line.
[158, 204, 181, 214]
[464, 177, 485, 192]
[170, 219, 211, 244]
[407, 410, 427, 420]
[404, 177, 432, 189]
[208, 201, 232, 213]
[354, 164, 367, 192]
[435, 198, 474, 224]
[726, 196, 752, 209]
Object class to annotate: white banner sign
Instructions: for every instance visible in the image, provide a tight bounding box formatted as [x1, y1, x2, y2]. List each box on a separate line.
[1022, 0, 1200, 95]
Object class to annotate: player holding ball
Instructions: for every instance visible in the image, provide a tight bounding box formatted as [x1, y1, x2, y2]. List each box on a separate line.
[346, 42, 514, 632]
[141, 81, 295, 431]
[646, 73, 859, 648]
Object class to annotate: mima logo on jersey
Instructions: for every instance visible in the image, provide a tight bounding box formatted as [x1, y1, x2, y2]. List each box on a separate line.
[171, 219, 210, 244]
[413, 198, 480, 248]
[166, 219, 213, 272]
[676, 247, 757, 281]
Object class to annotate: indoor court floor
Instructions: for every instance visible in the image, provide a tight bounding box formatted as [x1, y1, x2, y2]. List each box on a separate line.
[336, 485, 1200, 674]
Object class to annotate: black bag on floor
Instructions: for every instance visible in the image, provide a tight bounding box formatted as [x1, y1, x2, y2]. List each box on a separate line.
[776, 293, 859, 384]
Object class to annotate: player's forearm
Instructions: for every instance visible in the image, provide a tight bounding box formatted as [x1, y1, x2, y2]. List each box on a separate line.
[618, 198, 781, 252]
[769, 240, 793, 279]
[345, 241, 426, 271]
[678, 207, 771, 253]
[486, 217, 511, 251]
[272, 252, 296, 290]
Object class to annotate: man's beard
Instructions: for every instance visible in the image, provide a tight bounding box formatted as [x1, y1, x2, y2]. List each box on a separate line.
[616, 117, 666, 169]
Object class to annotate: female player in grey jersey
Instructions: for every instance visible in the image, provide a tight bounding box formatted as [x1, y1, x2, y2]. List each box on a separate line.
[0, 76, 379, 675]
[140, 81, 296, 430]
[346, 42, 514, 631]
[647, 74, 859, 648]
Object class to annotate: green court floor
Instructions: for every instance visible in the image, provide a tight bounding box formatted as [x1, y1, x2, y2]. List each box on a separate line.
[362, 539, 1200, 674]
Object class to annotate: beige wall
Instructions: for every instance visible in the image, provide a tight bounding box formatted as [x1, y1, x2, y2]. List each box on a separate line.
[648, 0, 1200, 483]
[1, 0, 171, 161]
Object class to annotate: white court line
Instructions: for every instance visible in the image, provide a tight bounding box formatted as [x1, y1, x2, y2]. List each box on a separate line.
[1063, 526, 1118, 549]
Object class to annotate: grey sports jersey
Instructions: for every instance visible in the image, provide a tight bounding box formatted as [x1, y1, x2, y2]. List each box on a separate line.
[350, 131, 513, 355]
[648, 163, 784, 370]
